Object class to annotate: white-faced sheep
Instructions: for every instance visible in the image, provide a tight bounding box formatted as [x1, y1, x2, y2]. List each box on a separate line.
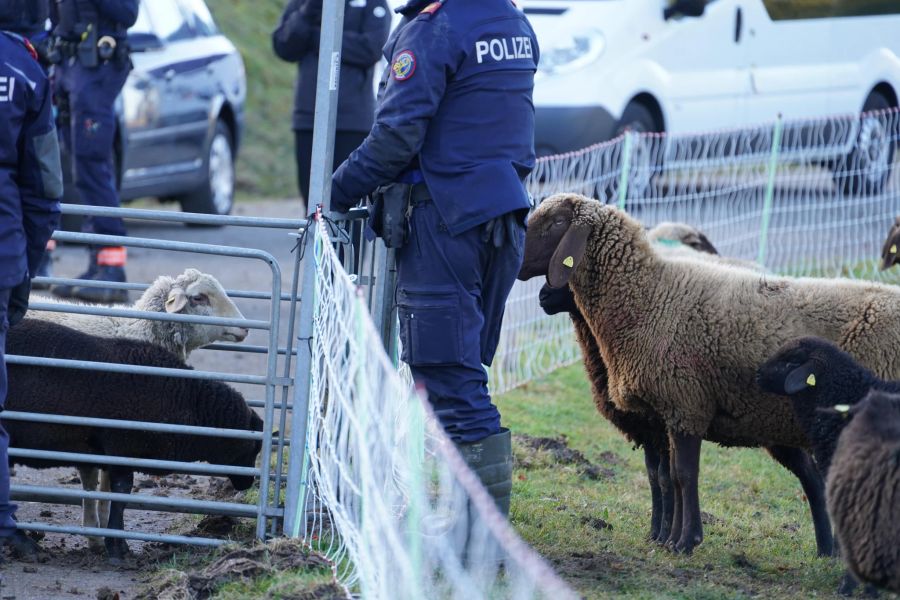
[519, 193, 900, 555]
[826, 389, 900, 594]
[5, 319, 263, 561]
[27, 268, 249, 551]
[540, 225, 812, 547]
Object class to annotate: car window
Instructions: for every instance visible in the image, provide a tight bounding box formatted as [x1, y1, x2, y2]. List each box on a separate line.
[144, 0, 195, 42]
[178, 0, 219, 37]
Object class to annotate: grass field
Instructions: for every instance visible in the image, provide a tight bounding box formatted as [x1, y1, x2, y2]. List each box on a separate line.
[206, 0, 298, 199]
[498, 363, 862, 600]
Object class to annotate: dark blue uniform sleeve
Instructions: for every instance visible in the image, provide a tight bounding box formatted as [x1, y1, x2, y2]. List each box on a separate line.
[331, 14, 457, 211]
[94, 0, 139, 28]
[341, 0, 391, 68]
[19, 78, 62, 275]
[272, 0, 319, 62]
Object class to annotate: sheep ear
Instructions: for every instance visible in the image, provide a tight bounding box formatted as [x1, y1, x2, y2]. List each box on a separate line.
[166, 287, 188, 313]
[881, 222, 900, 270]
[547, 223, 590, 289]
[783, 360, 817, 394]
[683, 232, 718, 256]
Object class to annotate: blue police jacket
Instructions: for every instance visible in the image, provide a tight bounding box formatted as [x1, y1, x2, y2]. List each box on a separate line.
[0, 32, 62, 289]
[332, 0, 540, 235]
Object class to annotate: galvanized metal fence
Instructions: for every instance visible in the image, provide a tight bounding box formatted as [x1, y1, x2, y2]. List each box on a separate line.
[7, 203, 307, 549]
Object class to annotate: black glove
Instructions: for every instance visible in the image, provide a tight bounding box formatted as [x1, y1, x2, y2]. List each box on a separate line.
[481, 212, 523, 250]
[8, 277, 31, 327]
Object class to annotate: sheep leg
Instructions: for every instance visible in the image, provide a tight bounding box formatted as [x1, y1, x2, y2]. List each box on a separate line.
[98, 469, 111, 528]
[655, 442, 674, 544]
[669, 432, 703, 555]
[104, 467, 133, 563]
[664, 441, 683, 550]
[77, 466, 106, 554]
[643, 445, 664, 542]
[765, 445, 834, 557]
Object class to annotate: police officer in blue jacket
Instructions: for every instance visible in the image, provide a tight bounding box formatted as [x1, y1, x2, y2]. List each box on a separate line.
[49, 0, 138, 303]
[273, 0, 391, 205]
[332, 0, 539, 516]
[0, 0, 63, 557]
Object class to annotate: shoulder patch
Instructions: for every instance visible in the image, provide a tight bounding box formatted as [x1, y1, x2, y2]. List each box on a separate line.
[419, 1, 442, 15]
[391, 50, 416, 81]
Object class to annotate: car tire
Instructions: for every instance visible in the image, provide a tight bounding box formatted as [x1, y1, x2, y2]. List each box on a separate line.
[610, 102, 663, 202]
[832, 90, 896, 196]
[178, 120, 235, 221]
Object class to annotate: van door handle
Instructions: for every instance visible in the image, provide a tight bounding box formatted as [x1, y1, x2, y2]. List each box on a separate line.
[734, 7, 743, 43]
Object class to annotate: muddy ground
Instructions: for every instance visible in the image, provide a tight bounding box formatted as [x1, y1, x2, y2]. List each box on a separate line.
[4, 199, 307, 599]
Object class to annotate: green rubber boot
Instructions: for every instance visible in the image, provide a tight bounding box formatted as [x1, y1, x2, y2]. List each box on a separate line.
[454, 428, 513, 518]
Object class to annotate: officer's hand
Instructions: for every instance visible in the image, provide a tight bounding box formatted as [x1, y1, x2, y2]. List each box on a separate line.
[8, 277, 31, 327]
[330, 182, 357, 214]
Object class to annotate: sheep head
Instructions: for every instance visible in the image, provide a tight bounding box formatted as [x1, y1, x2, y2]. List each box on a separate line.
[168, 269, 250, 348]
[756, 336, 876, 402]
[648, 222, 718, 256]
[228, 410, 265, 491]
[880, 216, 900, 271]
[518, 193, 594, 288]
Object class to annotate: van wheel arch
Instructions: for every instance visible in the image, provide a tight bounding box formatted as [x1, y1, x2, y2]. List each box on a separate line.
[831, 87, 897, 196]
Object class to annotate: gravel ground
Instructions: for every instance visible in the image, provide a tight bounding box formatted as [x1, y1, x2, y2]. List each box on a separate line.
[3, 198, 306, 599]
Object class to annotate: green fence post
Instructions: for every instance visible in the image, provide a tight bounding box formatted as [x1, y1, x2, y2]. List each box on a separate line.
[757, 115, 783, 266]
[617, 131, 633, 210]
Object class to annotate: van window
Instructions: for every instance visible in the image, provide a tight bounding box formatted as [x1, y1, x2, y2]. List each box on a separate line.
[762, 0, 900, 20]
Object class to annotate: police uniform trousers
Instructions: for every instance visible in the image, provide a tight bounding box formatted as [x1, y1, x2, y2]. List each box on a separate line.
[0, 287, 17, 537]
[396, 198, 525, 444]
[56, 59, 130, 237]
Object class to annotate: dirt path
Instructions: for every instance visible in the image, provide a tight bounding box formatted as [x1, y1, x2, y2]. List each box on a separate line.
[4, 198, 303, 599]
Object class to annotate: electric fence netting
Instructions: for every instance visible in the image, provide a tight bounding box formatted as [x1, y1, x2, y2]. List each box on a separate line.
[291, 217, 578, 599]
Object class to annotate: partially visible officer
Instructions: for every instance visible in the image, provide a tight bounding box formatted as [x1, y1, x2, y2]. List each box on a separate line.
[272, 0, 391, 206]
[13, 0, 59, 290]
[49, 0, 138, 303]
[331, 0, 539, 516]
[0, 0, 63, 556]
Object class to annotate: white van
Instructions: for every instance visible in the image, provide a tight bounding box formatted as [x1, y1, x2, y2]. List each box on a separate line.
[524, 0, 900, 159]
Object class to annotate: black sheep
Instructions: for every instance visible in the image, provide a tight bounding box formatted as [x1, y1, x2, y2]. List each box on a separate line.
[756, 335, 900, 477]
[3, 319, 264, 561]
[757, 335, 899, 595]
[827, 389, 900, 593]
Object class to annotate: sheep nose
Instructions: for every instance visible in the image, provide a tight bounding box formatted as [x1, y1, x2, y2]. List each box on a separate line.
[231, 327, 249, 342]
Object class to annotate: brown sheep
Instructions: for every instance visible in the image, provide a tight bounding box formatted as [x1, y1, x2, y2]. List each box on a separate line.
[518, 192, 900, 554]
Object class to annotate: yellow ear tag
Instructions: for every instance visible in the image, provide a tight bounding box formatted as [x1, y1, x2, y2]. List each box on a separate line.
[562, 256, 574, 268]
[892, 244, 897, 254]
[833, 404, 850, 413]
[806, 374, 816, 387]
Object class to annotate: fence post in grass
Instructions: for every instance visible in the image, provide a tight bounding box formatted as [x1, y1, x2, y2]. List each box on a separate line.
[617, 131, 634, 210]
[757, 115, 783, 267]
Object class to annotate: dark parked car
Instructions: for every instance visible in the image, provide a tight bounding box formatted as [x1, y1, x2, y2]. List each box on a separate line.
[62, 0, 246, 218]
